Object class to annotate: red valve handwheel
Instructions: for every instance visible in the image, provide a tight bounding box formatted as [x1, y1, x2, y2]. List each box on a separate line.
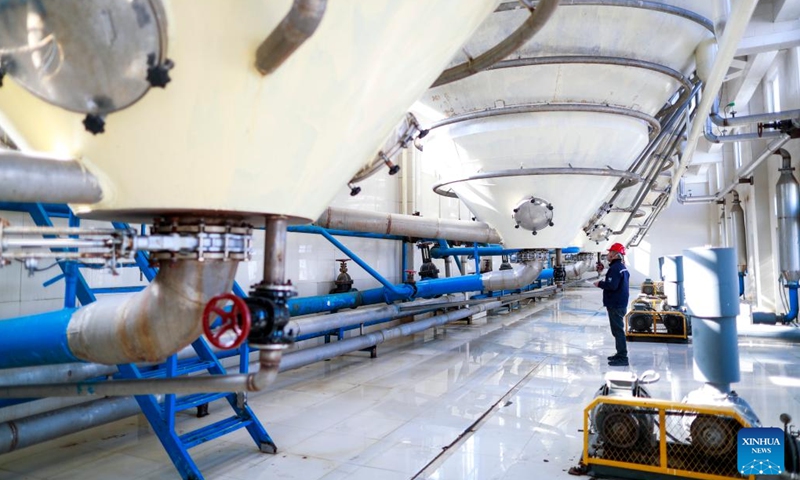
[202, 293, 251, 349]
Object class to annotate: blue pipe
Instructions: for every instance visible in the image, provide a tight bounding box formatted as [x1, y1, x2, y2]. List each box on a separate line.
[0, 309, 81, 368]
[539, 268, 554, 281]
[429, 246, 521, 258]
[561, 246, 581, 254]
[787, 283, 798, 322]
[738, 272, 745, 297]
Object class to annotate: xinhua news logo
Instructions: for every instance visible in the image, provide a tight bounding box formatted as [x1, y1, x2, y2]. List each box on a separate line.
[738, 427, 784, 475]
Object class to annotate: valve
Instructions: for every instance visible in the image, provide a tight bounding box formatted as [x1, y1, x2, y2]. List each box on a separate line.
[246, 282, 296, 346]
[348, 182, 361, 196]
[330, 258, 355, 294]
[417, 242, 439, 279]
[202, 293, 252, 349]
[380, 152, 400, 175]
[405, 270, 416, 284]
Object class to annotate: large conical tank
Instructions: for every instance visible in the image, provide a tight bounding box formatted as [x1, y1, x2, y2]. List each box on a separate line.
[417, 2, 722, 249]
[0, 0, 496, 224]
[777, 152, 800, 282]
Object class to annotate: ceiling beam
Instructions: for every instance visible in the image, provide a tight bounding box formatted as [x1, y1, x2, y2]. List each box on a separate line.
[774, 0, 800, 22]
[729, 51, 779, 108]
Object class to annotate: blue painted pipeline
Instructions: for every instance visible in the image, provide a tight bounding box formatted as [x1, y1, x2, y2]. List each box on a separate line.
[539, 268, 554, 281]
[561, 246, 581, 254]
[787, 283, 799, 322]
[288, 225, 404, 241]
[0, 309, 80, 369]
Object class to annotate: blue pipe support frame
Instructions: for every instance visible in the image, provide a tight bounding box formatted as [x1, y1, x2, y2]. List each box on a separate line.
[738, 272, 745, 297]
[0, 309, 81, 368]
[288, 225, 405, 241]
[290, 226, 411, 298]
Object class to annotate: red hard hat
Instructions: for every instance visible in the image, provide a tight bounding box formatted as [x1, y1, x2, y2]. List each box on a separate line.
[608, 243, 626, 255]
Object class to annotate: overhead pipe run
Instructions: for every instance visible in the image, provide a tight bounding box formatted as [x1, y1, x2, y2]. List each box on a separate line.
[315, 207, 502, 244]
[677, 135, 793, 204]
[254, 0, 327, 75]
[0, 152, 103, 204]
[709, 101, 800, 128]
[430, 0, 559, 88]
[704, 116, 785, 144]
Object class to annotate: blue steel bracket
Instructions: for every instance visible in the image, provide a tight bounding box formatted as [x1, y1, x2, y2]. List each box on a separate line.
[116, 339, 276, 480]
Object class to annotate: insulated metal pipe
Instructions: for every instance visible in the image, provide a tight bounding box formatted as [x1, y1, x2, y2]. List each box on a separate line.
[730, 190, 747, 274]
[661, 255, 684, 309]
[0, 153, 103, 204]
[430, 246, 520, 258]
[777, 149, 800, 283]
[0, 259, 238, 368]
[263, 217, 288, 285]
[254, 0, 327, 75]
[431, 0, 559, 88]
[316, 207, 502, 244]
[710, 104, 800, 127]
[704, 116, 785, 143]
[280, 301, 503, 371]
[0, 347, 283, 398]
[683, 247, 740, 394]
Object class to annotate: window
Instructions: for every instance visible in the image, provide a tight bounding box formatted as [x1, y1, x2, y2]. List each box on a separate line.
[766, 73, 781, 113]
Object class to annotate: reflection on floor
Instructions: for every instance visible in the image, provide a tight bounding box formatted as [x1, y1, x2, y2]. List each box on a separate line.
[1, 286, 800, 480]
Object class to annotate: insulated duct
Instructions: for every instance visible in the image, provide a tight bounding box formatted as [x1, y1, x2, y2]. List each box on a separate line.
[0, 152, 103, 204]
[316, 206, 502, 244]
[777, 149, 800, 283]
[729, 191, 747, 274]
[0, 259, 238, 368]
[254, 0, 328, 75]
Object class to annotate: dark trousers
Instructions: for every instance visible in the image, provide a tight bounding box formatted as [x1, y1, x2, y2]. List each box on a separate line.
[607, 307, 627, 357]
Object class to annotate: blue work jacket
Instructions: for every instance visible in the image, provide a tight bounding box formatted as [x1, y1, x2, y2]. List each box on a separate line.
[598, 258, 630, 309]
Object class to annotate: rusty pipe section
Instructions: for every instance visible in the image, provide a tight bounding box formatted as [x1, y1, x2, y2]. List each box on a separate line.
[255, 0, 327, 75]
[67, 259, 237, 364]
[431, 0, 559, 88]
[316, 206, 502, 244]
[0, 346, 283, 398]
[0, 152, 102, 204]
[481, 260, 542, 291]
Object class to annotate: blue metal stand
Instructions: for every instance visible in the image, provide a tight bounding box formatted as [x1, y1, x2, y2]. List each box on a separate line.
[117, 339, 276, 480]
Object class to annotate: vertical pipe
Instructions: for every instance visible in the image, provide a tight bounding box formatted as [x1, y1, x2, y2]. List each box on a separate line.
[683, 247, 740, 394]
[738, 272, 745, 298]
[787, 283, 799, 323]
[776, 149, 800, 283]
[729, 191, 747, 274]
[401, 240, 408, 282]
[263, 217, 288, 284]
[63, 213, 80, 309]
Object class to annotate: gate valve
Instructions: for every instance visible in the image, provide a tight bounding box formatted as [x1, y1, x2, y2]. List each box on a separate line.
[202, 293, 251, 349]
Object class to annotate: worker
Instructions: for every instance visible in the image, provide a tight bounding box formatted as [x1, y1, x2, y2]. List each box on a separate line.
[594, 243, 630, 366]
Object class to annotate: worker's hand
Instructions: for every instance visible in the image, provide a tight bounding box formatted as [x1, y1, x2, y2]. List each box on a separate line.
[593, 281, 600, 287]
[595, 261, 604, 273]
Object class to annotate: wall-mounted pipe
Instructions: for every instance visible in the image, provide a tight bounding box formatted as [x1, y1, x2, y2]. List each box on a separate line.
[704, 116, 785, 143]
[0, 152, 102, 204]
[315, 207, 502, 244]
[669, 0, 758, 201]
[730, 190, 747, 275]
[0, 259, 238, 368]
[430, 0, 559, 88]
[777, 149, 800, 283]
[254, 0, 327, 75]
[677, 135, 793, 204]
[0, 347, 283, 399]
[710, 100, 800, 128]
[429, 245, 520, 258]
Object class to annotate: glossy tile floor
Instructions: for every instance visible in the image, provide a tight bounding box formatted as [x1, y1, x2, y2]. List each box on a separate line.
[2, 286, 799, 480]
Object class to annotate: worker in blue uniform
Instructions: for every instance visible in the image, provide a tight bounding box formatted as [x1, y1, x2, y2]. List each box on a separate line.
[594, 243, 630, 366]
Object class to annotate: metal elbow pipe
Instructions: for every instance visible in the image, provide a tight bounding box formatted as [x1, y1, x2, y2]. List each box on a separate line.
[68, 259, 238, 365]
[565, 260, 589, 279]
[480, 261, 543, 291]
[0, 152, 103, 204]
[255, 0, 327, 75]
[431, 0, 559, 88]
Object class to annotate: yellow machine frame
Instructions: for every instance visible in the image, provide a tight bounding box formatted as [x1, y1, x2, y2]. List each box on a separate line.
[583, 396, 753, 480]
[624, 310, 690, 341]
